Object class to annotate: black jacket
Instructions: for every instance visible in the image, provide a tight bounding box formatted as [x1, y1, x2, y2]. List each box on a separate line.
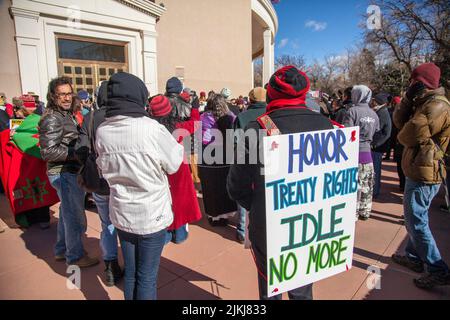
[0, 109, 9, 132]
[227, 102, 241, 116]
[332, 107, 347, 124]
[75, 81, 110, 195]
[75, 107, 107, 164]
[372, 106, 392, 153]
[38, 108, 80, 174]
[227, 108, 333, 252]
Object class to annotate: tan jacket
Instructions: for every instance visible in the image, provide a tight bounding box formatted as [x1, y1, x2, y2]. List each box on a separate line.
[393, 87, 450, 184]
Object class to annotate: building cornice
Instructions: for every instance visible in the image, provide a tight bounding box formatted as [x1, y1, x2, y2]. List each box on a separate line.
[115, 0, 166, 19]
[9, 7, 40, 21]
[258, 0, 278, 36]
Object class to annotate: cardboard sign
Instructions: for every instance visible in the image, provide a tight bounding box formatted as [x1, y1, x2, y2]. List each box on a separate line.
[9, 119, 24, 130]
[263, 127, 359, 297]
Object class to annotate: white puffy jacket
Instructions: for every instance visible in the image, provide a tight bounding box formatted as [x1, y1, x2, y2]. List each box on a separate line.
[95, 115, 184, 235]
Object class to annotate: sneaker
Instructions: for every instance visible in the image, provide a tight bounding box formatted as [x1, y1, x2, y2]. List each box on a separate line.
[208, 217, 228, 227]
[414, 272, 450, 290]
[54, 254, 65, 262]
[236, 233, 245, 244]
[391, 254, 424, 273]
[71, 255, 100, 268]
[104, 259, 123, 287]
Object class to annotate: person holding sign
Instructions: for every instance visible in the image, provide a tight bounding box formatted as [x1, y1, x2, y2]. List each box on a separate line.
[342, 85, 380, 220]
[227, 66, 334, 300]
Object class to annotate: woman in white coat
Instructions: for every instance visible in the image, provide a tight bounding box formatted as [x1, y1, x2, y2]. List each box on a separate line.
[95, 72, 184, 300]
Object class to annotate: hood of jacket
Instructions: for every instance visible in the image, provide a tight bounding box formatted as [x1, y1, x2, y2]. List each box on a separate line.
[105, 72, 148, 118]
[352, 85, 372, 106]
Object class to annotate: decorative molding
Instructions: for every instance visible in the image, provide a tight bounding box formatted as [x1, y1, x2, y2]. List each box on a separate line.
[9, 7, 40, 21]
[257, 0, 278, 35]
[115, 0, 166, 18]
[140, 30, 158, 38]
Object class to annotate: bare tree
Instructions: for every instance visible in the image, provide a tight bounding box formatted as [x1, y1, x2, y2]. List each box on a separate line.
[306, 61, 324, 91]
[253, 58, 263, 87]
[365, 0, 449, 89]
[275, 54, 306, 70]
[320, 55, 343, 93]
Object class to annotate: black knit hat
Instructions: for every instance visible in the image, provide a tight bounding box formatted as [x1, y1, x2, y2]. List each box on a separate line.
[166, 77, 183, 94]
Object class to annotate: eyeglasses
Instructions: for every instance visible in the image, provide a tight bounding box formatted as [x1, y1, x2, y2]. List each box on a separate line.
[55, 92, 74, 98]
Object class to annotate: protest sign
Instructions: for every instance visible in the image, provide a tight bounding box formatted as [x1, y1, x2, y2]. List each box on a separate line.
[263, 127, 359, 297]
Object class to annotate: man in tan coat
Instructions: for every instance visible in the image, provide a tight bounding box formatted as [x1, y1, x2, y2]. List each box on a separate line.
[392, 62, 450, 289]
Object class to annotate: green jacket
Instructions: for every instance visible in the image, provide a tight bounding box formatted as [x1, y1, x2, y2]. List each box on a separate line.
[233, 102, 267, 130]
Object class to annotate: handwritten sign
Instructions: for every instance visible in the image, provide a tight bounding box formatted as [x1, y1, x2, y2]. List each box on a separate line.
[9, 119, 24, 130]
[263, 127, 359, 297]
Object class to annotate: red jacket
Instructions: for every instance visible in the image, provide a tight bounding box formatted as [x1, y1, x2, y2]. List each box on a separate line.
[167, 108, 202, 230]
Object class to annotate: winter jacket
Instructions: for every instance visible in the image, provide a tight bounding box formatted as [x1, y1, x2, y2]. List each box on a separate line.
[167, 93, 191, 120]
[167, 108, 202, 230]
[234, 102, 266, 130]
[75, 107, 109, 194]
[342, 86, 380, 153]
[95, 115, 184, 235]
[393, 87, 450, 184]
[332, 106, 348, 125]
[227, 107, 333, 252]
[372, 106, 392, 153]
[201, 112, 217, 146]
[75, 81, 109, 194]
[227, 102, 241, 116]
[38, 108, 81, 174]
[0, 109, 9, 132]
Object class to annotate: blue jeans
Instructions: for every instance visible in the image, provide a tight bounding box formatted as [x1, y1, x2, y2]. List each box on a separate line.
[117, 228, 166, 300]
[372, 152, 383, 198]
[237, 204, 246, 239]
[92, 193, 118, 261]
[48, 172, 86, 264]
[403, 178, 449, 274]
[165, 224, 189, 245]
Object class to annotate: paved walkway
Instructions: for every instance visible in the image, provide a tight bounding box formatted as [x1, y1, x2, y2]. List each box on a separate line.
[0, 161, 449, 300]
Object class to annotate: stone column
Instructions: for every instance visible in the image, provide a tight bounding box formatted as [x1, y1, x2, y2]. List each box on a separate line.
[141, 30, 159, 95]
[10, 7, 45, 97]
[263, 28, 274, 85]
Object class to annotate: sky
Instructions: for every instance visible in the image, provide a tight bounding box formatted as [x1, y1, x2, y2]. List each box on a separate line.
[272, 0, 371, 65]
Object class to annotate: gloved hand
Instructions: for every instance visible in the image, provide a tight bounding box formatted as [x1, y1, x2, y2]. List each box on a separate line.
[191, 95, 200, 109]
[406, 81, 426, 101]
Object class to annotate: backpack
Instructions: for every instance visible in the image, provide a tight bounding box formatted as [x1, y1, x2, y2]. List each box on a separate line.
[77, 111, 110, 195]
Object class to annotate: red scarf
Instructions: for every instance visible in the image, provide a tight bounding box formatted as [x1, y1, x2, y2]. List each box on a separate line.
[266, 96, 307, 112]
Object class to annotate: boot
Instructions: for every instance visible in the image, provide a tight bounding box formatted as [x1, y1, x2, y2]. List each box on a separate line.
[104, 259, 123, 287]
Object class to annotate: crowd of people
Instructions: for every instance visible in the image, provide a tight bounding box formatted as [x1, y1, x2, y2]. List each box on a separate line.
[0, 61, 448, 299]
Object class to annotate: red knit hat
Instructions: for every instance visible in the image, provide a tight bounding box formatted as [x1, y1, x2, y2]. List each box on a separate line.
[266, 65, 310, 111]
[392, 96, 401, 105]
[20, 94, 36, 110]
[180, 91, 190, 103]
[149, 95, 172, 117]
[411, 63, 441, 90]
